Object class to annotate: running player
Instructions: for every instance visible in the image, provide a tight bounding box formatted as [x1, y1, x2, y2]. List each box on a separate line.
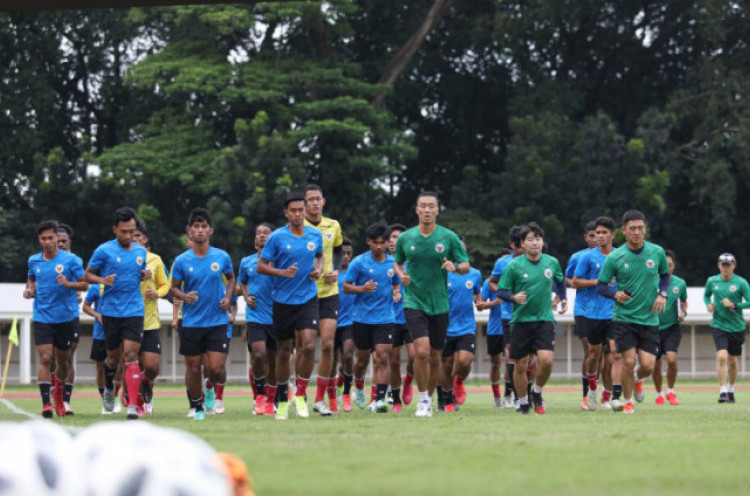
[387, 223, 415, 411]
[393, 192, 470, 418]
[304, 184, 344, 416]
[23, 220, 87, 418]
[704, 253, 750, 404]
[238, 222, 277, 416]
[653, 249, 687, 406]
[257, 192, 324, 420]
[84, 207, 150, 420]
[344, 222, 400, 413]
[82, 283, 111, 413]
[171, 208, 235, 421]
[133, 221, 170, 415]
[596, 210, 669, 414]
[478, 254, 506, 407]
[334, 237, 355, 412]
[497, 222, 567, 415]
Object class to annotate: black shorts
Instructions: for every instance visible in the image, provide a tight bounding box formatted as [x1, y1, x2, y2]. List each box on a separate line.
[33, 319, 77, 351]
[501, 319, 512, 340]
[405, 308, 448, 350]
[392, 324, 413, 347]
[90, 338, 106, 362]
[273, 298, 320, 341]
[334, 325, 353, 351]
[509, 321, 555, 360]
[246, 323, 277, 352]
[577, 317, 611, 346]
[72, 318, 81, 344]
[487, 334, 504, 356]
[442, 333, 476, 357]
[611, 322, 658, 355]
[141, 329, 162, 354]
[319, 294, 339, 321]
[102, 316, 144, 351]
[179, 325, 228, 356]
[656, 324, 681, 358]
[712, 328, 745, 356]
[353, 323, 393, 351]
[573, 316, 587, 339]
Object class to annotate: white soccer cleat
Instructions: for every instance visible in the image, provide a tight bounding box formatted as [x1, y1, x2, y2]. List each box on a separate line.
[586, 389, 598, 411]
[503, 395, 515, 408]
[212, 399, 225, 414]
[63, 401, 74, 416]
[144, 401, 154, 415]
[610, 399, 623, 412]
[187, 408, 196, 418]
[313, 400, 333, 416]
[600, 401, 612, 411]
[415, 400, 432, 418]
[113, 398, 122, 414]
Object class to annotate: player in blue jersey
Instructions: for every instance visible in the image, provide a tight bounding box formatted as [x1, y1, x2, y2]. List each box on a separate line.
[85, 207, 150, 420]
[565, 221, 597, 410]
[257, 192, 324, 420]
[572, 216, 618, 411]
[344, 222, 401, 413]
[238, 222, 277, 416]
[82, 283, 112, 413]
[333, 237, 355, 412]
[477, 249, 509, 408]
[439, 238, 482, 412]
[23, 220, 87, 418]
[171, 208, 235, 421]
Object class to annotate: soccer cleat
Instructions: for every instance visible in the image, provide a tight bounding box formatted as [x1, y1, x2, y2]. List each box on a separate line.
[144, 401, 154, 414]
[264, 398, 276, 416]
[102, 388, 115, 413]
[655, 395, 665, 406]
[113, 397, 122, 414]
[531, 391, 545, 415]
[125, 404, 139, 420]
[193, 409, 206, 421]
[517, 403, 530, 415]
[581, 397, 590, 411]
[718, 392, 728, 403]
[415, 400, 432, 418]
[623, 402, 635, 414]
[342, 394, 353, 412]
[295, 396, 310, 418]
[42, 404, 53, 419]
[204, 380, 216, 411]
[503, 394, 515, 409]
[137, 405, 145, 417]
[101, 406, 112, 415]
[610, 399, 624, 412]
[254, 395, 267, 416]
[402, 375, 413, 405]
[329, 396, 339, 414]
[275, 401, 289, 420]
[586, 389, 598, 411]
[187, 408, 196, 418]
[63, 401, 74, 416]
[727, 392, 736, 404]
[633, 379, 645, 403]
[494, 397, 503, 408]
[374, 399, 388, 413]
[666, 392, 679, 406]
[600, 401, 612, 411]
[453, 377, 466, 405]
[392, 402, 403, 413]
[52, 387, 65, 417]
[444, 403, 456, 413]
[212, 399, 225, 414]
[313, 400, 333, 416]
[354, 388, 366, 409]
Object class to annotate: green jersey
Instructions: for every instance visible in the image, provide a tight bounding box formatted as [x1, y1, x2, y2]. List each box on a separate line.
[658, 274, 687, 330]
[598, 240, 668, 326]
[394, 225, 469, 315]
[703, 274, 750, 332]
[498, 253, 564, 324]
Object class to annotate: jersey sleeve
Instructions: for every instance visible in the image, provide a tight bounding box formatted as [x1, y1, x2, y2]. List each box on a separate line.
[237, 260, 249, 284]
[394, 235, 406, 264]
[552, 258, 564, 284]
[481, 280, 490, 299]
[497, 263, 515, 292]
[703, 278, 713, 306]
[565, 253, 578, 278]
[88, 245, 106, 272]
[221, 251, 233, 277]
[70, 256, 85, 280]
[315, 230, 324, 257]
[472, 271, 482, 294]
[27, 257, 35, 280]
[345, 258, 360, 284]
[573, 252, 590, 279]
[260, 235, 278, 264]
[598, 255, 615, 284]
[84, 284, 99, 304]
[154, 257, 171, 297]
[171, 257, 185, 284]
[333, 222, 343, 248]
[657, 247, 669, 276]
[679, 280, 688, 301]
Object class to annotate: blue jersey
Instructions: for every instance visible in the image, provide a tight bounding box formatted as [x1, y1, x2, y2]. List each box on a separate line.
[481, 278, 503, 336]
[88, 239, 147, 318]
[260, 226, 323, 305]
[27, 250, 85, 324]
[238, 254, 274, 325]
[226, 295, 239, 339]
[66, 254, 84, 317]
[346, 252, 399, 325]
[337, 270, 355, 327]
[574, 247, 616, 320]
[447, 268, 482, 337]
[566, 247, 593, 316]
[171, 247, 233, 328]
[84, 284, 105, 340]
[491, 254, 514, 320]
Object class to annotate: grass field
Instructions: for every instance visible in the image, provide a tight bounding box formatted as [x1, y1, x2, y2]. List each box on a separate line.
[1, 380, 749, 496]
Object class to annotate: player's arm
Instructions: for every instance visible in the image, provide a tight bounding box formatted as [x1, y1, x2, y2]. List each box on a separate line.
[343, 279, 377, 294]
[220, 270, 236, 311]
[704, 279, 715, 313]
[84, 266, 116, 287]
[154, 259, 171, 298]
[496, 268, 524, 304]
[82, 299, 103, 324]
[393, 262, 410, 286]
[310, 252, 324, 281]
[652, 272, 670, 313]
[23, 277, 36, 299]
[734, 280, 750, 310]
[571, 258, 596, 289]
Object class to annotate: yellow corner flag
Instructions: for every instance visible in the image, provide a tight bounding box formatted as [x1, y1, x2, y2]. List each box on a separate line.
[1, 318, 18, 396]
[8, 318, 18, 346]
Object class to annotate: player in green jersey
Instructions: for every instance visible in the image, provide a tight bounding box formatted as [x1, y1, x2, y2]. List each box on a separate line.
[596, 210, 669, 414]
[704, 253, 750, 404]
[652, 249, 687, 406]
[393, 192, 470, 418]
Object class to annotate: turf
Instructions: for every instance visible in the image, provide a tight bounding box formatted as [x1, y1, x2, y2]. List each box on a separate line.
[1, 381, 748, 496]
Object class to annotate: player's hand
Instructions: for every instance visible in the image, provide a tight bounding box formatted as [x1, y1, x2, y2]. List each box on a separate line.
[707, 303, 715, 314]
[392, 289, 402, 303]
[441, 258, 456, 272]
[219, 297, 230, 311]
[513, 291, 527, 304]
[141, 268, 152, 281]
[103, 274, 117, 287]
[245, 295, 257, 309]
[475, 301, 487, 311]
[145, 288, 159, 300]
[400, 272, 411, 286]
[652, 295, 666, 314]
[23, 287, 35, 299]
[552, 294, 560, 309]
[362, 280, 378, 293]
[184, 290, 199, 304]
[77, 292, 83, 303]
[172, 318, 179, 329]
[324, 270, 338, 284]
[228, 312, 235, 324]
[558, 299, 568, 314]
[614, 291, 631, 304]
[309, 266, 321, 281]
[721, 298, 735, 309]
[283, 262, 298, 278]
[678, 312, 686, 322]
[95, 314, 103, 325]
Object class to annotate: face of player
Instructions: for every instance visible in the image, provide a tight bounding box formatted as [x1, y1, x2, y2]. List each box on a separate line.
[622, 219, 646, 249]
[38, 229, 58, 255]
[585, 230, 597, 248]
[305, 190, 325, 218]
[188, 221, 213, 245]
[133, 230, 148, 248]
[341, 244, 353, 269]
[284, 200, 306, 228]
[388, 229, 403, 254]
[719, 262, 735, 280]
[521, 232, 543, 258]
[367, 236, 388, 260]
[595, 226, 615, 249]
[56, 231, 71, 251]
[255, 225, 272, 250]
[415, 195, 439, 226]
[113, 219, 136, 248]
[666, 256, 675, 276]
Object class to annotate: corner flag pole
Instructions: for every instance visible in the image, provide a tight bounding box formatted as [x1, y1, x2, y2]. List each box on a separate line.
[0, 318, 19, 397]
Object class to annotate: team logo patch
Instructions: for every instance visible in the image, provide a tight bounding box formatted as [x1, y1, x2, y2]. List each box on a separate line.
[465, 280, 474, 289]
[54, 264, 64, 274]
[646, 259, 655, 269]
[624, 263, 629, 269]
[387, 269, 394, 277]
[672, 287, 679, 294]
[544, 268, 552, 279]
[189, 267, 193, 272]
[116, 257, 121, 263]
[136, 256, 144, 266]
[410, 246, 415, 251]
[730, 285, 737, 292]
[325, 231, 333, 241]
[523, 273, 528, 279]
[307, 242, 315, 251]
[286, 244, 291, 250]
[210, 262, 220, 272]
[435, 243, 445, 254]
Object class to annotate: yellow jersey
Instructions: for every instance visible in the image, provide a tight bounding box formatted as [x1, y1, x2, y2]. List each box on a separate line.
[141, 252, 170, 331]
[304, 215, 343, 298]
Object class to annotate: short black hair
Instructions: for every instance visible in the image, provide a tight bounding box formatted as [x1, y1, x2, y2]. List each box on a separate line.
[113, 207, 138, 227]
[342, 236, 352, 247]
[665, 249, 676, 263]
[135, 219, 148, 237]
[584, 221, 597, 232]
[305, 184, 323, 196]
[621, 209, 646, 226]
[283, 191, 306, 209]
[37, 220, 59, 235]
[256, 222, 275, 233]
[416, 191, 440, 206]
[519, 221, 544, 241]
[365, 221, 391, 241]
[187, 207, 213, 227]
[57, 223, 74, 237]
[388, 223, 407, 234]
[594, 216, 616, 232]
[508, 225, 524, 247]
[497, 247, 512, 258]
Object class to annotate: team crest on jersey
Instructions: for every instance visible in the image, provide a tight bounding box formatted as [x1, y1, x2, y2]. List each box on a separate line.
[447, 282, 452, 288]
[672, 287, 679, 294]
[307, 242, 315, 251]
[325, 231, 333, 241]
[646, 259, 655, 269]
[387, 269, 394, 277]
[544, 268, 552, 279]
[55, 264, 64, 274]
[624, 263, 629, 269]
[210, 262, 220, 272]
[730, 285, 737, 292]
[523, 273, 528, 279]
[435, 243, 445, 253]
[136, 256, 144, 266]
[116, 257, 121, 263]
[465, 280, 474, 289]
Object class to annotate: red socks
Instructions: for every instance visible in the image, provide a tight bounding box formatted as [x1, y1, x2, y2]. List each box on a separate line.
[587, 373, 598, 391]
[327, 377, 337, 399]
[266, 385, 277, 404]
[124, 361, 141, 407]
[296, 377, 309, 398]
[355, 377, 365, 390]
[215, 383, 225, 400]
[491, 382, 501, 399]
[337, 375, 344, 387]
[315, 377, 329, 402]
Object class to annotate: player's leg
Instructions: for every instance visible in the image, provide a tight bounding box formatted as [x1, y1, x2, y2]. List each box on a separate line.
[121, 335, 143, 419]
[63, 325, 78, 415]
[139, 330, 161, 415]
[403, 338, 416, 404]
[204, 340, 228, 415]
[632, 326, 658, 405]
[293, 327, 317, 418]
[726, 333, 743, 403]
[452, 346, 474, 407]
[35, 338, 54, 417]
[652, 355, 664, 404]
[316, 295, 338, 409]
[274, 339, 293, 419]
[489, 351, 503, 407]
[184, 353, 205, 419]
[438, 349, 454, 412]
[352, 323, 373, 410]
[372, 330, 393, 413]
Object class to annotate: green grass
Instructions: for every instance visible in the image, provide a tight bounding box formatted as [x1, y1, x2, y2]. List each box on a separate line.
[1, 381, 748, 496]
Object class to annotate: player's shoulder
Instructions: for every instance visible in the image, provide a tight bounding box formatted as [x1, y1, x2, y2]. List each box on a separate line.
[267, 225, 288, 240]
[469, 266, 482, 278]
[705, 273, 720, 284]
[209, 246, 230, 258]
[146, 251, 162, 263]
[303, 225, 323, 238]
[173, 248, 193, 264]
[28, 252, 43, 264]
[671, 273, 686, 285]
[644, 240, 666, 255]
[320, 216, 340, 229]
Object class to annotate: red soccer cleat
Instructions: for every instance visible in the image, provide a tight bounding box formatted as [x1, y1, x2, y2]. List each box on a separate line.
[342, 394, 353, 412]
[53, 384, 66, 417]
[402, 375, 413, 405]
[328, 396, 339, 414]
[655, 395, 665, 406]
[444, 403, 456, 412]
[453, 376, 466, 405]
[666, 392, 679, 406]
[42, 403, 53, 419]
[392, 402, 403, 413]
[254, 395, 267, 415]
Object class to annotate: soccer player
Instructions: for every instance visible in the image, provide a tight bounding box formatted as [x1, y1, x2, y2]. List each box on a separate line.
[334, 237, 355, 412]
[704, 253, 750, 404]
[653, 249, 687, 406]
[257, 192, 324, 420]
[565, 221, 597, 410]
[171, 208, 235, 421]
[82, 283, 111, 413]
[497, 222, 567, 415]
[596, 210, 669, 414]
[304, 184, 344, 416]
[133, 221, 170, 415]
[572, 216, 617, 411]
[23, 220, 87, 418]
[439, 238, 482, 412]
[393, 192, 470, 418]
[478, 260, 505, 407]
[84, 207, 150, 420]
[387, 223, 415, 412]
[238, 222, 277, 416]
[344, 221, 400, 413]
